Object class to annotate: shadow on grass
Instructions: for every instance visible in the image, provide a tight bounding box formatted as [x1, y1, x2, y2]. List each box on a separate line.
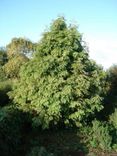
[27, 128, 89, 156]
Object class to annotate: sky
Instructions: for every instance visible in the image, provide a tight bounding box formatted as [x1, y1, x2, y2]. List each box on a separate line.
[0, 0, 117, 69]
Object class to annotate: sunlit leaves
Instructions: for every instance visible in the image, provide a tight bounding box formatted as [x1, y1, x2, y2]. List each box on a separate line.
[4, 54, 28, 78]
[6, 38, 35, 59]
[9, 17, 106, 128]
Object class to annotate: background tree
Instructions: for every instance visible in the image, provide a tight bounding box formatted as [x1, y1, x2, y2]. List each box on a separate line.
[9, 17, 106, 129]
[107, 65, 117, 98]
[0, 47, 11, 106]
[6, 37, 35, 59]
[0, 66, 12, 106]
[4, 53, 29, 78]
[101, 65, 117, 118]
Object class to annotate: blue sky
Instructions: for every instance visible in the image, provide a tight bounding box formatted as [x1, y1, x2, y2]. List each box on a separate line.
[1, 0, 117, 68]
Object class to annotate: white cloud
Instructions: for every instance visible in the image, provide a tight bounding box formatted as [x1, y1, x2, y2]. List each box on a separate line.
[83, 34, 117, 69]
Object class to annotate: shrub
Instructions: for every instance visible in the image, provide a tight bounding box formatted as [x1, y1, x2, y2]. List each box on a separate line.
[0, 66, 6, 81]
[109, 109, 117, 149]
[89, 120, 112, 150]
[109, 109, 117, 129]
[0, 106, 25, 156]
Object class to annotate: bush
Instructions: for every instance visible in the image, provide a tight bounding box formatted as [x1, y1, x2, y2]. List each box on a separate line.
[89, 120, 112, 150]
[0, 106, 26, 156]
[109, 109, 117, 129]
[109, 109, 117, 150]
[0, 66, 6, 81]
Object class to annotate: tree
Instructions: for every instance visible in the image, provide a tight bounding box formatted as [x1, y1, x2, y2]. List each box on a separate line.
[4, 53, 29, 78]
[9, 17, 106, 129]
[4, 38, 31, 78]
[102, 65, 117, 118]
[6, 37, 35, 59]
[107, 65, 117, 95]
[0, 47, 7, 66]
[0, 66, 6, 81]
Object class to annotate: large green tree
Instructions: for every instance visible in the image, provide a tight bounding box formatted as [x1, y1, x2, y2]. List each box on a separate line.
[9, 17, 106, 128]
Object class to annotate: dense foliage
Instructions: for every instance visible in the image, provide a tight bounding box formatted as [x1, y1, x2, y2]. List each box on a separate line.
[0, 17, 117, 155]
[0, 67, 6, 81]
[9, 17, 106, 129]
[100, 65, 117, 119]
[4, 54, 29, 78]
[107, 65, 117, 108]
[6, 38, 35, 59]
[0, 106, 25, 156]
[0, 47, 7, 66]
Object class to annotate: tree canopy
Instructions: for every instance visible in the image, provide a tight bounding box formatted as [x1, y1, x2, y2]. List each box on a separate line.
[4, 53, 29, 78]
[6, 38, 35, 59]
[102, 65, 117, 118]
[9, 17, 106, 129]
